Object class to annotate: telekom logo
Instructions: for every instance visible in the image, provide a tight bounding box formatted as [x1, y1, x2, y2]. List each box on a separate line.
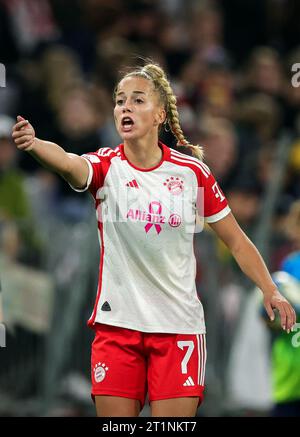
[144, 201, 162, 234]
[212, 182, 225, 202]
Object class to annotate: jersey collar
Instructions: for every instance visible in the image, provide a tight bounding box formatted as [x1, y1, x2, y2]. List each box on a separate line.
[119, 141, 170, 172]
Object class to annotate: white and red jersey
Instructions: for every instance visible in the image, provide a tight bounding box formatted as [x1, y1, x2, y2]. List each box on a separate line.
[70, 142, 231, 334]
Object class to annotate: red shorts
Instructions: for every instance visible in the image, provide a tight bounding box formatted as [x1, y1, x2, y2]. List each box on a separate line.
[91, 323, 206, 410]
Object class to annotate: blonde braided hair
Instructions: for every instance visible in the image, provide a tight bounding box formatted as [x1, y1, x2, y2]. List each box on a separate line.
[116, 63, 204, 161]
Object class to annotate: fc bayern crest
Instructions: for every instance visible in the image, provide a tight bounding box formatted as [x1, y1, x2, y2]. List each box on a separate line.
[94, 362, 109, 383]
[164, 177, 184, 195]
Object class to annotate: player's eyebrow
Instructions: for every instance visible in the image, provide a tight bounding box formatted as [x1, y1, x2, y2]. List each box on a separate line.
[116, 91, 146, 96]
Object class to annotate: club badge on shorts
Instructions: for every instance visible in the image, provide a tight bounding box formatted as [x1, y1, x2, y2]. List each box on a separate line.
[94, 362, 109, 383]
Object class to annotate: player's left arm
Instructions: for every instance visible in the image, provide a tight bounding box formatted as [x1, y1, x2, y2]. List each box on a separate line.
[209, 212, 297, 332]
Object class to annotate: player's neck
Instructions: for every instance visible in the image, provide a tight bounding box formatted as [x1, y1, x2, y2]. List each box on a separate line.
[123, 137, 162, 169]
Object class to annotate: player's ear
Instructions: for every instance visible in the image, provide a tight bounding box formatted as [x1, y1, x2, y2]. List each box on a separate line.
[154, 107, 166, 126]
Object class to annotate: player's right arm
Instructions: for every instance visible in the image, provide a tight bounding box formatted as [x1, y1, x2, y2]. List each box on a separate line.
[12, 116, 89, 190]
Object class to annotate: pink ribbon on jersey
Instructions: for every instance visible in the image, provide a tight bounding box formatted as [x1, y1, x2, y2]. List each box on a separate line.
[145, 201, 162, 234]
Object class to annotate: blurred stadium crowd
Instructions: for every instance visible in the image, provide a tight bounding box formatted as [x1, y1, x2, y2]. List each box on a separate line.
[0, 0, 300, 417]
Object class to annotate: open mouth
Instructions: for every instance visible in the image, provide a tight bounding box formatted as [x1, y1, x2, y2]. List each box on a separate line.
[121, 117, 134, 131]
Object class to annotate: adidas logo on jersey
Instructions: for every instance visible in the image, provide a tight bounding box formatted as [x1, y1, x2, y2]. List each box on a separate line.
[126, 179, 139, 188]
[183, 376, 195, 386]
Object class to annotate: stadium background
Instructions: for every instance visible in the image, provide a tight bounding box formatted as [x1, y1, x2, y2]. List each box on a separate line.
[0, 0, 300, 417]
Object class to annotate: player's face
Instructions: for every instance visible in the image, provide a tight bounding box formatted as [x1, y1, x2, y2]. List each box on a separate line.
[114, 76, 166, 141]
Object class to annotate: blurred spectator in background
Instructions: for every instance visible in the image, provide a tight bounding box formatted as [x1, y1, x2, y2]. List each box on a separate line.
[54, 86, 102, 157]
[226, 183, 261, 234]
[1, 0, 59, 57]
[199, 116, 261, 232]
[0, 115, 41, 265]
[260, 259, 300, 416]
[274, 200, 300, 265]
[200, 117, 238, 189]
[242, 47, 284, 99]
[0, 115, 30, 221]
[40, 45, 83, 114]
[189, 3, 228, 67]
[200, 62, 235, 119]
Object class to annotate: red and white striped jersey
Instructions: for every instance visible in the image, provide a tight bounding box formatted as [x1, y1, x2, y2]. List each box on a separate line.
[70, 142, 231, 334]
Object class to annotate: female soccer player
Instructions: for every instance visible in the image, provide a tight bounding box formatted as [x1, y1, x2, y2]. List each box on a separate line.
[12, 63, 296, 417]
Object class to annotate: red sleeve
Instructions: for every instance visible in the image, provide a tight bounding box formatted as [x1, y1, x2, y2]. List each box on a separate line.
[69, 151, 111, 199]
[195, 163, 231, 223]
[81, 152, 106, 198]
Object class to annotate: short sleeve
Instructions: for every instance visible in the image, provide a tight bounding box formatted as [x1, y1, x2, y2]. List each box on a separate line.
[196, 163, 231, 223]
[68, 152, 106, 198]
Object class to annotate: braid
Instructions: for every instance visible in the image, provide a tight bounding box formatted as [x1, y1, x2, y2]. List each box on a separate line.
[121, 62, 204, 161]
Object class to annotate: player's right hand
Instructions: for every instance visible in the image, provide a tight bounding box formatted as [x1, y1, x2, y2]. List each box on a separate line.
[12, 115, 36, 151]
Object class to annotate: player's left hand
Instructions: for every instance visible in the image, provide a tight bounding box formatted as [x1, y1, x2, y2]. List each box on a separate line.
[263, 289, 297, 333]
